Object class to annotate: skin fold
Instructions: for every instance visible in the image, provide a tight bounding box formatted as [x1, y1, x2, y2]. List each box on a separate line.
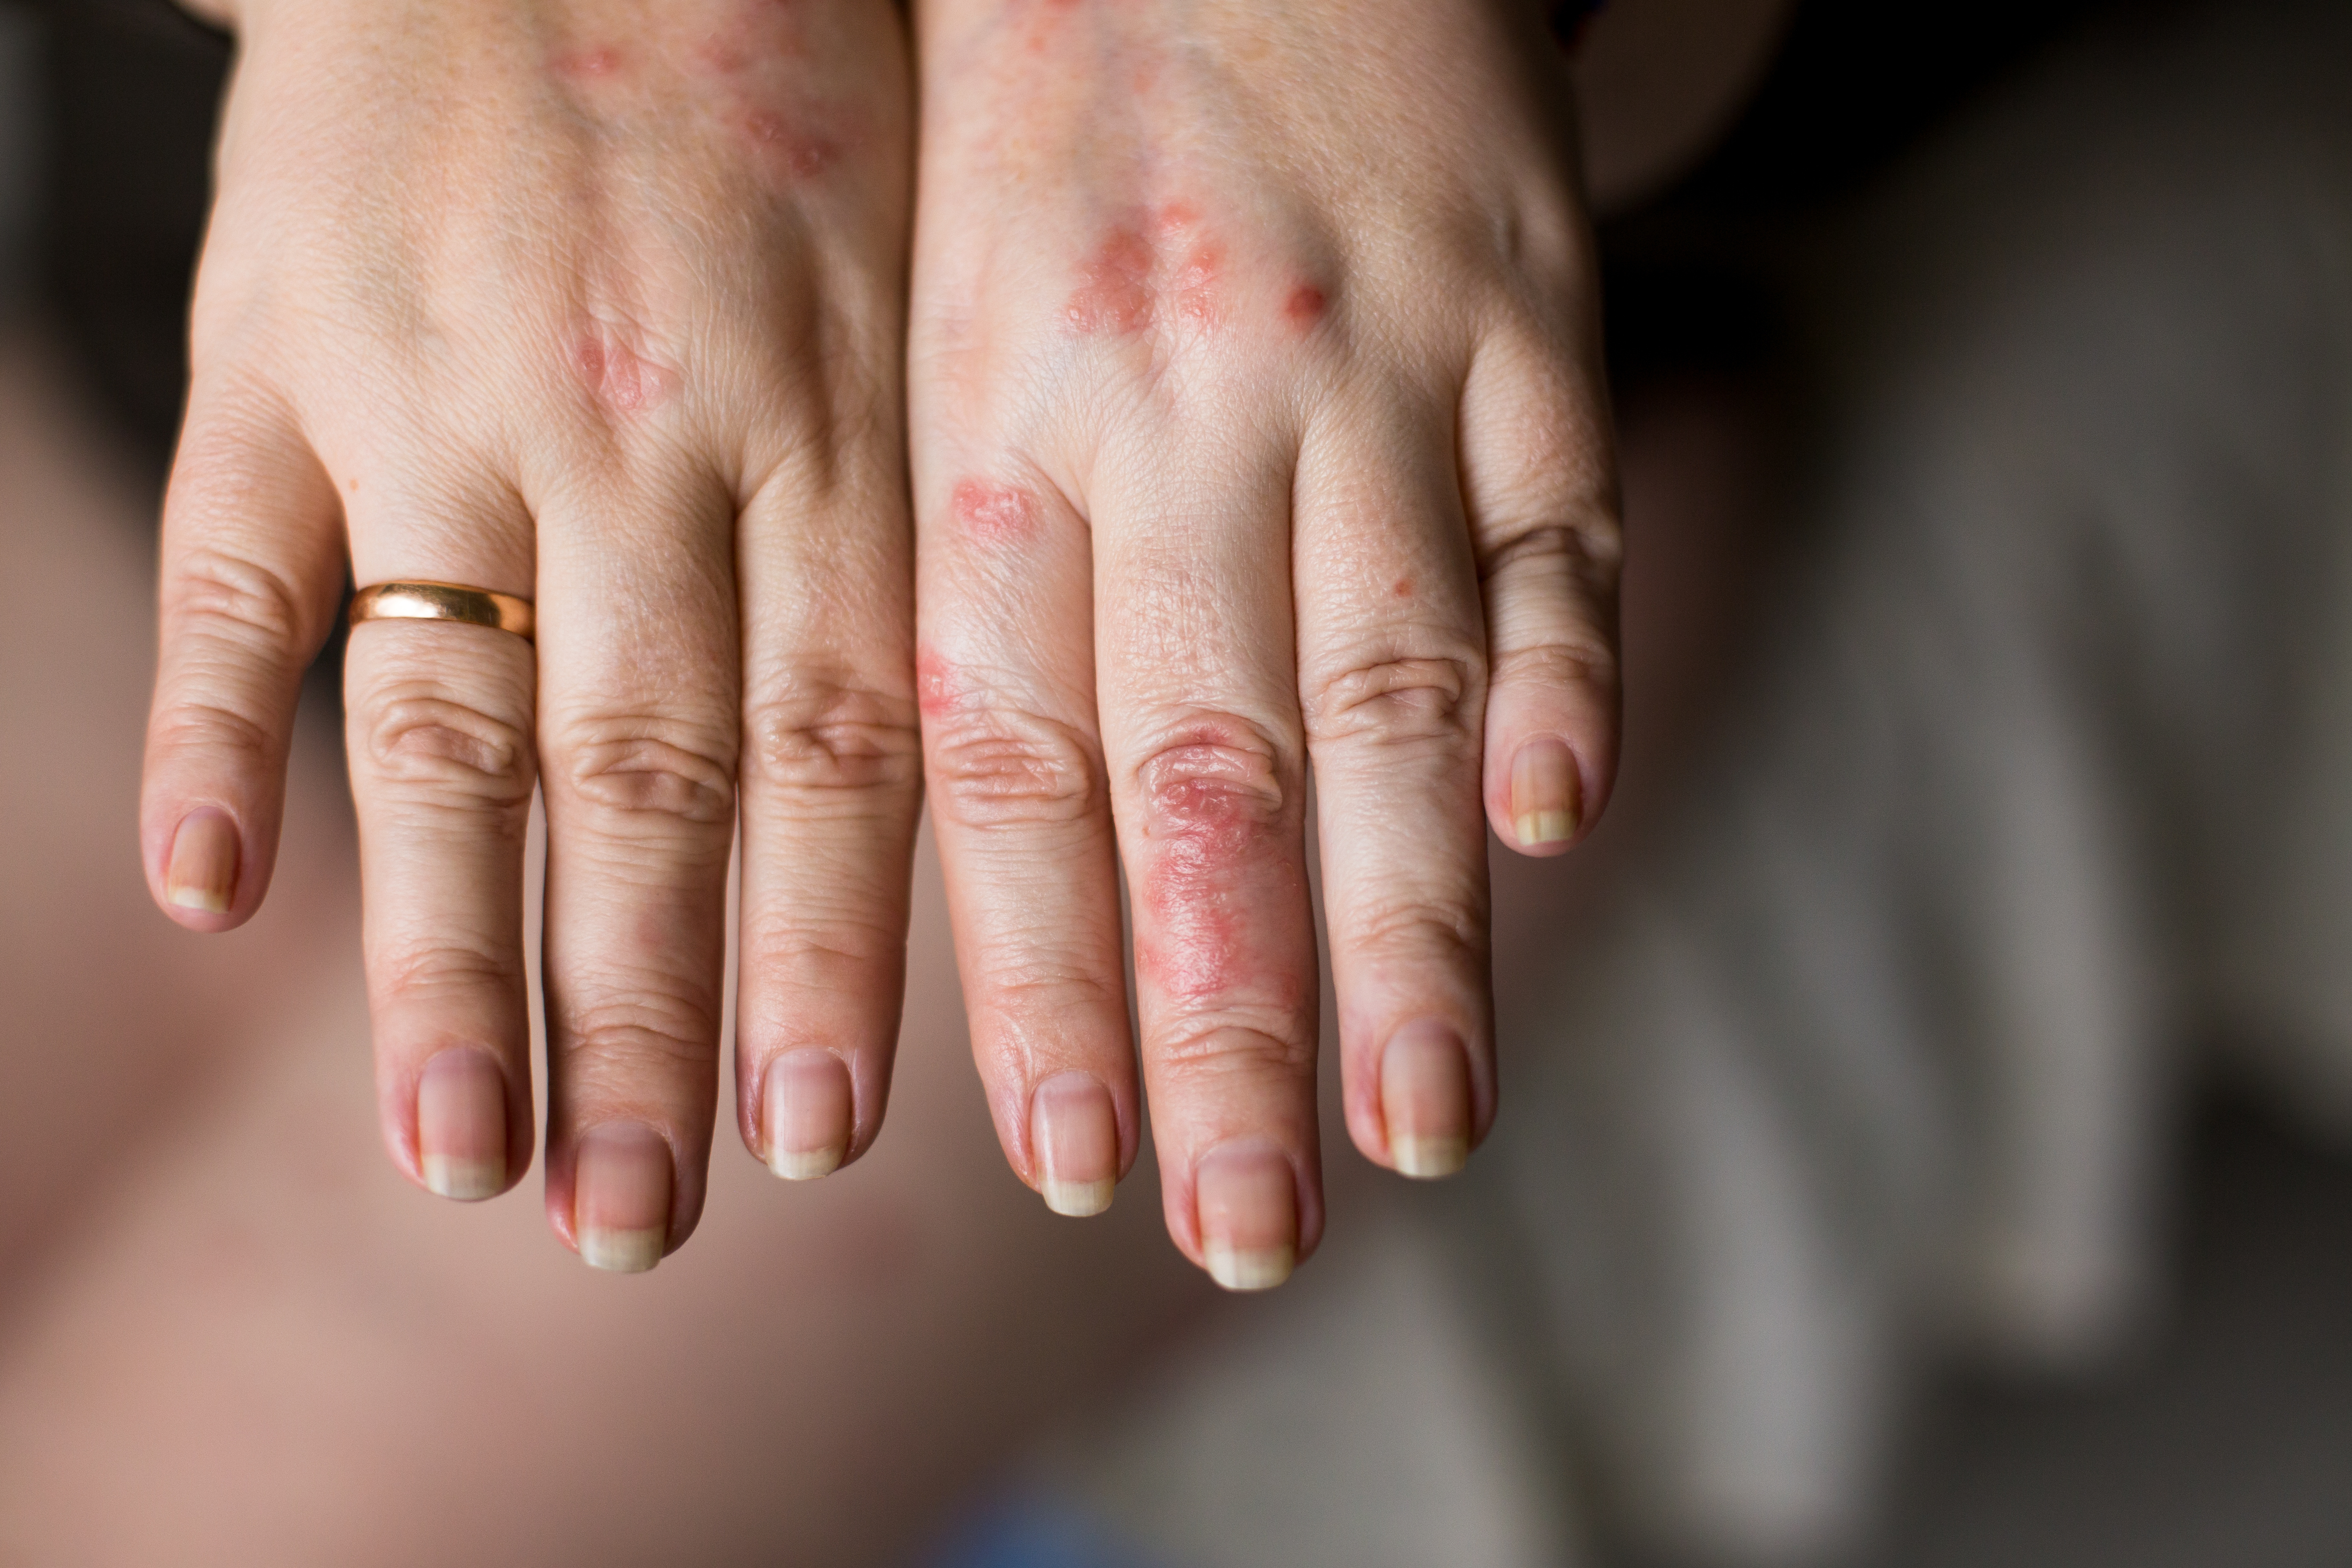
[136, 0, 1623, 1286]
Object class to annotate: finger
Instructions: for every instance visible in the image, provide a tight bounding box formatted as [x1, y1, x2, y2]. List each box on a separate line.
[734, 462, 923, 1185]
[918, 465, 1135, 1218]
[341, 468, 538, 1205]
[537, 464, 741, 1271]
[141, 381, 344, 930]
[1096, 447, 1321, 1289]
[1463, 326, 1623, 856]
[1293, 395, 1494, 1181]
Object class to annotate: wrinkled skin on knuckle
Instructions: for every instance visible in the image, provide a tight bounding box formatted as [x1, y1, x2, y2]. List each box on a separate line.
[150, 698, 276, 764]
[1346, 892, 1488, 970]
[376, 936, 526, 1010]
[557, 985, 723, 1074]
[163, 545, 320, 657]
[1491, 637, 1619, 697]
[745, 679, 922, 800]
[357, 689, 536, 807]
[556, 722, 738, 826]
[1151, 1018, 1318, 1085]
[927, 707, 1102, 830]
[1305, 653, 1482, 747]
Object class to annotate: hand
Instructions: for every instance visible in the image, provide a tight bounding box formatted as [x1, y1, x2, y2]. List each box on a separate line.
[140, 0, 920, 1269]
[908, 0, 1620, 1285]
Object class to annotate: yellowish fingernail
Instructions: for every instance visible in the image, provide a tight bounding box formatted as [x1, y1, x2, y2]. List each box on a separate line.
[165, 808, 240, 912]
[1042, 1177, 1116, 1218]
[1510, 737, 1581, 848]
[579, 1226, 667, 1274]
[764, 1050, 852, 1182]
[574, 1121, 672, 1274]
[1205, 1242, 1296, 1292]
[1383, 1021, 1475, 1179]
[1196, 1139, 1299, 1292]
[417, 1048, 510, 1201]
[423, 1154, 507, 1202]
[1032, 1072, 1119, 1219]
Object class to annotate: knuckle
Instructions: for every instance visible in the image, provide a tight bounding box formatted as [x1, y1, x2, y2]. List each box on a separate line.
[557, 718, 737, 827]
[1134, 715, 1292, 833]
[1305, 653, 1481, 746]
[561, 990, 720, 1073]
[1491, 637, 1618, 695]
[356, 688, 536, 805]
[377, 938, 523, 1008]
[927, 706, 1104, 830]
[150, 695, 276, 763]
[744, 677, 922, 800]
[165, 546, 319, 657]
[1481, 519, 1623, 586]
[1154, 1020, 1317, 1083]
[1348, 894, 1487, 969]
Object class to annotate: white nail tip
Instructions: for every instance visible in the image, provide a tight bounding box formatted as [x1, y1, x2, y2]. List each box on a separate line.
[1205, 1244, 1295, 1292]
[1042, 1177, 1115, 1218]
[167, 885, 231, 913]
[769, 1144, 844, 1182]
[1514, 809, 1576, 848]
[1391, 1134, 1470, 1180]
[579, 1226, 666, 1273]
[422, 1154, 506, 1202]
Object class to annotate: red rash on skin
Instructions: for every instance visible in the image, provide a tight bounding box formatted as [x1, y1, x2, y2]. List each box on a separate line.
[1283, 284, 1328, 331]
[1133, 745, 1306, 1006]
[1392, 576, 1413, 598]
[914, 646, 961, 718]
[952, 478, 1038, 545]
[1065, 204, 1231, 336]
[575, 337, 679, 414]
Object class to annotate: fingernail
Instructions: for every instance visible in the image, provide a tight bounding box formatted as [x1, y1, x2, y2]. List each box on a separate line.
[165, 807, 240, 913]
[574, 1121, 671, 1273]
[763, 1049, 851, 1181]
[417, 1047, 509, 1200]
[1031, 1071, 1118, 1217]
[1382, 1021, 1472, 1179]
[1195, 1139, 1297, 1291]
[1510, 736, 1580, 848]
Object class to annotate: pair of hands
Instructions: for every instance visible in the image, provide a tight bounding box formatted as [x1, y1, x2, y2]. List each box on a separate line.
[140, 0, 1620, 1286]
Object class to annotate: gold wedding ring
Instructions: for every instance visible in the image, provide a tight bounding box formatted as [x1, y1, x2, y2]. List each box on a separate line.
[349, 581, 536, 642]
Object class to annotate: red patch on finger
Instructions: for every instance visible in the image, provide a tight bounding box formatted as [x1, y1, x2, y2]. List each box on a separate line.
[915, 646, 961, 717]
[952, 479, 1039, 546]
[1132, 742, 1307, 1007]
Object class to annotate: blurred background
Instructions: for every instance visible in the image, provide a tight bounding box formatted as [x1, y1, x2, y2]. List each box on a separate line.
[2, 0, 2349, 1562]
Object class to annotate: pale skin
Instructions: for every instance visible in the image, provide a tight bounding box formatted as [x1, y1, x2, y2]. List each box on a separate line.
[139, 0, 1623, 1285]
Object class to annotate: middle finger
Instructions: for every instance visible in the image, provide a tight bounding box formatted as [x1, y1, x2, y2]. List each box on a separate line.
[1094, 440, 1321, 1292]
[537, 460, 741, 1273]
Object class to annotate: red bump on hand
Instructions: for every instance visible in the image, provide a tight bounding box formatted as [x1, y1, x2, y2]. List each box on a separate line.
[1283, 284, 1327, 332]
